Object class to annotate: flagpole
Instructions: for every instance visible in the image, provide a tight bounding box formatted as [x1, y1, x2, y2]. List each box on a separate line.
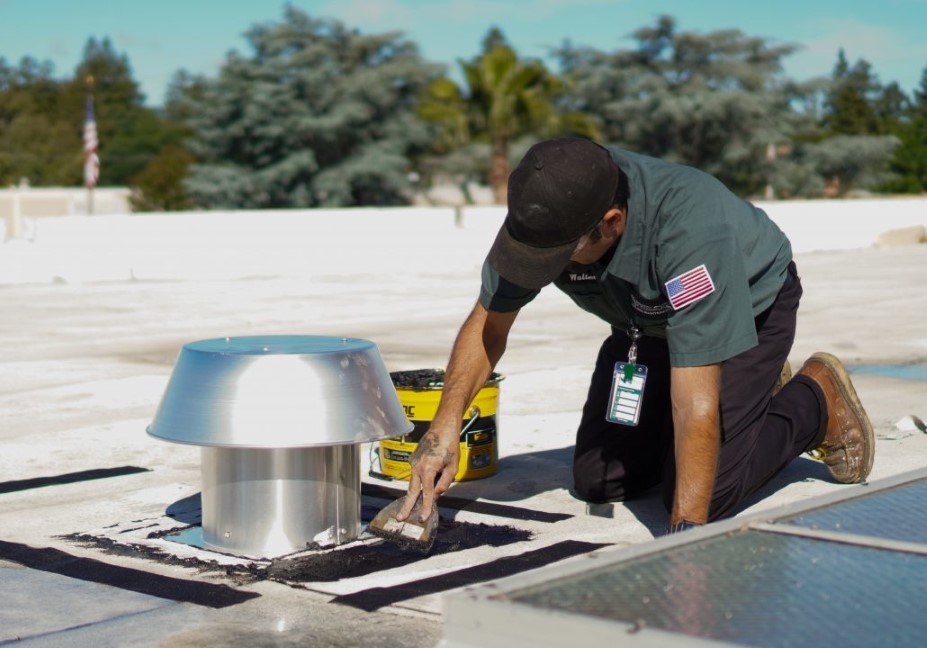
[84, 75, 97, 216]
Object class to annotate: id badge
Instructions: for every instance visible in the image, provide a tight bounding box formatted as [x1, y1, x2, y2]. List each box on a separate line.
[606, 362, 648, 426]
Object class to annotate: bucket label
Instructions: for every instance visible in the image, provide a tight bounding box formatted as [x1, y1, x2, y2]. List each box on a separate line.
[384, 448, 412, 463]
[379, 369, 502, 481]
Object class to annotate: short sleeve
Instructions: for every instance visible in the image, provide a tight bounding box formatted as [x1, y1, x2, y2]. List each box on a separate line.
[658, 224, 758, 366]
[478, 258, 540, 312]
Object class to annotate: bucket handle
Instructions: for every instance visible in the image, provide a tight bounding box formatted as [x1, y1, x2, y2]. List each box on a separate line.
[460, 406, 481, 439]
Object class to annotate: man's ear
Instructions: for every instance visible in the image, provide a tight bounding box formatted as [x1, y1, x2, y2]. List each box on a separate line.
[602, 206, 627, 238]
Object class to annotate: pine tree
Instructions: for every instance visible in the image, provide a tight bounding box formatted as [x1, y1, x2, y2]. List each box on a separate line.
[0, 56, 80, 185]
[822, 50, 881, 135]
[883, 67, 927, 192]
[556, 15, 802, 196]
[874, 81, 911, 134]
[179, 7, 441, 208]
[68, 37, 185, 188]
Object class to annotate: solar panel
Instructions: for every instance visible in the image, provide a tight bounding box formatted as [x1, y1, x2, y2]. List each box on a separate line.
[441, 468, 927, 648]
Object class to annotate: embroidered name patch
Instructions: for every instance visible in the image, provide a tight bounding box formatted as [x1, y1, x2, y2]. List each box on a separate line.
[665, 264, 715, 310]
[566, 271, 597, 282]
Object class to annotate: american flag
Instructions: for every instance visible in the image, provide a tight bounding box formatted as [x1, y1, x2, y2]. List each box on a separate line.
[665, 264, 715, 310]
[83, 94, 99, 188]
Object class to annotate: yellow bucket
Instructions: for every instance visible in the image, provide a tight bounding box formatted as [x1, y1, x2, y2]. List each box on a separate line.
[377, 369, 503, 481]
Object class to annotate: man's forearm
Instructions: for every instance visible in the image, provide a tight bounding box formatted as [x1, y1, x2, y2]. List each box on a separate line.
[670, 364, 721, 525]
[432, 302, 514, 434]
[399, 302, 518, 520]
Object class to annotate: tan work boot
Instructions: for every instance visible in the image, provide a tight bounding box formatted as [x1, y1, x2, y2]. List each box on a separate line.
[798, 352, 874, 483]
[773, 360, 792, 396]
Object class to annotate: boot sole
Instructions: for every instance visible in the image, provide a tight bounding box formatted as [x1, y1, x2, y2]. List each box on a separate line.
[811, 351, 875, 481]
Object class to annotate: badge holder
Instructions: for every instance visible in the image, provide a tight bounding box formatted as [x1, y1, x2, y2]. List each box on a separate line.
[606, 327, 648, 426]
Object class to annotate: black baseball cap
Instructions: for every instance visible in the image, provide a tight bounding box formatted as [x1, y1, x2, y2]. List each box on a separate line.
[488, 137, 620, 289]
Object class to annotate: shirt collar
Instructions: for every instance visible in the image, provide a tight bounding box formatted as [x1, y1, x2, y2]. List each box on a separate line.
[605, 156, 643, 283]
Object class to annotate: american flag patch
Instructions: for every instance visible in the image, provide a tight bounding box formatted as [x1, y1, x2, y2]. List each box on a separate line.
[665, 264, 715, 310]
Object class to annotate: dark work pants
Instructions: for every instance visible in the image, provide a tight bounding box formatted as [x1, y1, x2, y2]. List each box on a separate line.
[571, 263, 828, 521]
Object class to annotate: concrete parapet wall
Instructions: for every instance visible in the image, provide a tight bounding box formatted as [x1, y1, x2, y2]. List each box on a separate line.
[758, 196, 927, 253]
[1, 197, 925, 285]
[0, 187, 131, 219]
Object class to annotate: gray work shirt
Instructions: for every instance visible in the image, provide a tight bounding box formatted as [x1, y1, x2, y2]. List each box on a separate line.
[479, 147, 792, 367]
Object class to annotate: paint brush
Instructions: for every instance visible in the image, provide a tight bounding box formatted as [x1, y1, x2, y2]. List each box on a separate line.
[368, 492, 438, 553]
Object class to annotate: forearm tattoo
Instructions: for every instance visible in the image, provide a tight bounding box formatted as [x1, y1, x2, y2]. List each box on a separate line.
[410, 434, 454, 467]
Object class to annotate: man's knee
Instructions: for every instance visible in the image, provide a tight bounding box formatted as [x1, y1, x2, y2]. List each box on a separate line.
[573, 458, 667, 503]
[572, 466, 628, 503]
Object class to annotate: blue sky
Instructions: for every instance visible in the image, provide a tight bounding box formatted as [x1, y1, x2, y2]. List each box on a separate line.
[2, 0, 926, 106]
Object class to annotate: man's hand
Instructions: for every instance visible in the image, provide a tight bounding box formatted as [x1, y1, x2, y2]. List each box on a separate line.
[396, 425, 460, 522]
[395, 301, 518, 523]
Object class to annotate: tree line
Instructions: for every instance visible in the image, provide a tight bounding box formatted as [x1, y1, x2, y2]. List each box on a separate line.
[1, 7, 925, 211]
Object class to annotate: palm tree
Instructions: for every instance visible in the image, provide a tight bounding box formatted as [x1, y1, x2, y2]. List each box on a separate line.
[420, 28, 599, 204]
[464, 31, 559, 203]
